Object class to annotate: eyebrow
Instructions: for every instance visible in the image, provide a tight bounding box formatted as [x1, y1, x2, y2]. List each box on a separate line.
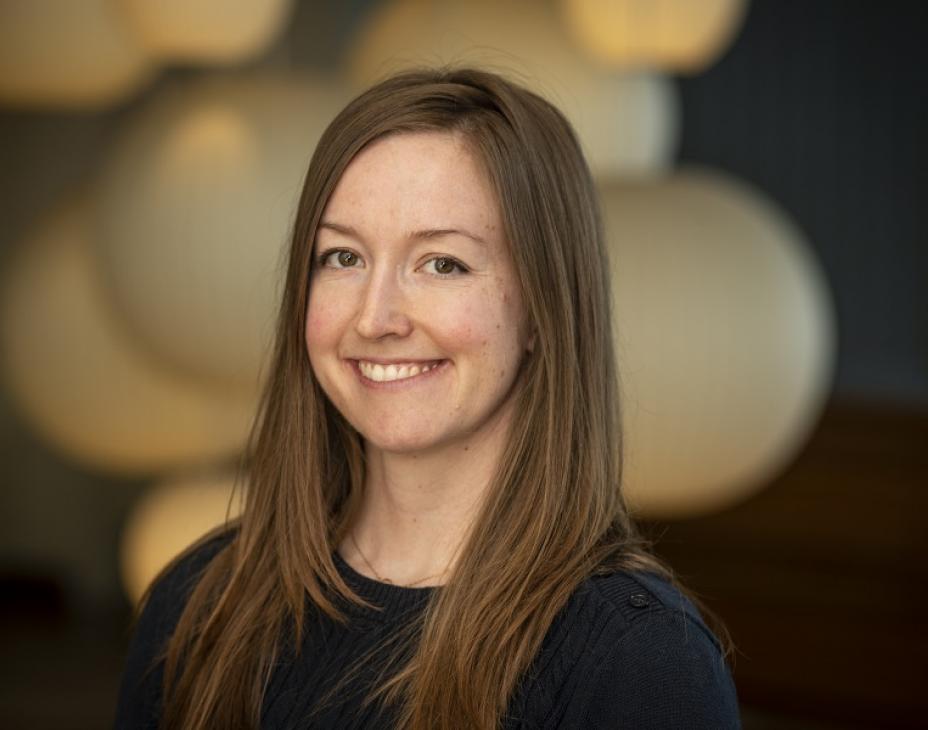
[318, 221, 487, 247]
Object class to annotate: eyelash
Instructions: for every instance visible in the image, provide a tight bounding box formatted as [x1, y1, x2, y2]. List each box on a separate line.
[315, 248, 470, 278]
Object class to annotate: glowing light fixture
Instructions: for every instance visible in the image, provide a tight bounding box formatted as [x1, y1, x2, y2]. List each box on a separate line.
[0, 0, 153, 108]
[95, 75, 352, 389]
[119, 0, 294, 64]
[0, 195, 255, 475]
[348, 0, 678, 178]
[560, 0, 748, 73]
[120, 474, 242, 602]
[601, 169, 835, 518]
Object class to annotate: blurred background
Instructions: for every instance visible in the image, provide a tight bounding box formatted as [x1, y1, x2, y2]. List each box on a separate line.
[0, 1, 924, 728]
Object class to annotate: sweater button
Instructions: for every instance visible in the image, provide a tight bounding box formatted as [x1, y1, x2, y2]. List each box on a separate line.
[629, 593, 650, 608]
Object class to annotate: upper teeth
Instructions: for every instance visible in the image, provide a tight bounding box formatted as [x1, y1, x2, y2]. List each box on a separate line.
[358, 361, 439, 382]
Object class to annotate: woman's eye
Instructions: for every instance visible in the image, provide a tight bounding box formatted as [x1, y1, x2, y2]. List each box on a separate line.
[423, 257, 467, 276]
[336, 251, 358, 267]
[320, 249, 361, 268]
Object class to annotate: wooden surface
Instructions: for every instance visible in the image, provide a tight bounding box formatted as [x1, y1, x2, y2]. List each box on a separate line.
[648, 398, 928, 729]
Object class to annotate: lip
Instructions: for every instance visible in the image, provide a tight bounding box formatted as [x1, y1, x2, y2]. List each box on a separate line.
[347, 358, 449, 388]
[350, 357, 444, 366]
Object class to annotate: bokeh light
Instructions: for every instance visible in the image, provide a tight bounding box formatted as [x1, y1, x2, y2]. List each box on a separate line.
[118, 0, 294, 64]
[0, 0, 153, 108]
[560, 0, 748, 72]
[95, 74, 353, 390]
[602, 169, 836, 517]
[349, 0, 679, 178]
[120, 472, 241, 602]
[0, 194, 255, 475]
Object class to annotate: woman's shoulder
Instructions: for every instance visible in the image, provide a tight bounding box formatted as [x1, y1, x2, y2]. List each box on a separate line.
[124, 523, 236, 647]
[532, 569, 740, 728]
[585, 569, 739, 727]
[141, 527, 237, 628]
[115, 528, 236, 729]
[584, 569, 721, 647]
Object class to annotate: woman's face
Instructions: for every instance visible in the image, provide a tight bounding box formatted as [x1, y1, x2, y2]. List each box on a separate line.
[305, 131, 532, 457]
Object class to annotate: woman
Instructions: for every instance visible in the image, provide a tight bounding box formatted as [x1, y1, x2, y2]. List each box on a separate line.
[116, 67, 740, 729]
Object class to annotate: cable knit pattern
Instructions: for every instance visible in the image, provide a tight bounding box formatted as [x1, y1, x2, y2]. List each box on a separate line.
[115, 532, 740, 729]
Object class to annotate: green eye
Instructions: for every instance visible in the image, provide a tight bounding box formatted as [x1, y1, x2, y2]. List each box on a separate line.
[336, 250, 357, 267]
[425, 256, 467, 276]
[434, 257, 456, 274]
[318, 249, 360, 268]
[316, 248, 364, 269]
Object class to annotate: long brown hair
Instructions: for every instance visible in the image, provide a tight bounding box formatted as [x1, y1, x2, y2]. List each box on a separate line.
[153, 67, 696, 729]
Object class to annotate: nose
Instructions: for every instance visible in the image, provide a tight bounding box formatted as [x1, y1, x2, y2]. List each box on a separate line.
[354, 267, 413, 340]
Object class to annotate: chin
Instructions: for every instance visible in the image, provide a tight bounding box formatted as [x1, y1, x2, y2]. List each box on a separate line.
[361, 429, 447, 456]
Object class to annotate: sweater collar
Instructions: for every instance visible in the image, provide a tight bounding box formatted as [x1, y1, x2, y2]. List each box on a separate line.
[331, 551, 436, 620]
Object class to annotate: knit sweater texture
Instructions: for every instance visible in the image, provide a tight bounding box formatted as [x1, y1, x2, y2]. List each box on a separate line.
[115, 533, 740, 728]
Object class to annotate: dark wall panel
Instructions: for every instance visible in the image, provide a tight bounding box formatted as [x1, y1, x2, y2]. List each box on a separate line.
[677, 0, 927, 405]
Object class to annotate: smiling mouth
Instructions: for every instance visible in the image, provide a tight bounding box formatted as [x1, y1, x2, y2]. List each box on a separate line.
[356, 360, 445, 383]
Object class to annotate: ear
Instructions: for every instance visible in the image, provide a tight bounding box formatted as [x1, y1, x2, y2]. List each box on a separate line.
[526, 329, 536, 354]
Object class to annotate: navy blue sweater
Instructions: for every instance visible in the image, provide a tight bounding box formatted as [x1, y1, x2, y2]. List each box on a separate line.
[116, 534, 740, 728]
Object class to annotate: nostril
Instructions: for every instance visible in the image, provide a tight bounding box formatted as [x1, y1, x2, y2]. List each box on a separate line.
[355, 308, 413, 340]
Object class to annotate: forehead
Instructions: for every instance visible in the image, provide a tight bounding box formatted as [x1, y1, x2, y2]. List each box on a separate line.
[322, 131, 503, 242]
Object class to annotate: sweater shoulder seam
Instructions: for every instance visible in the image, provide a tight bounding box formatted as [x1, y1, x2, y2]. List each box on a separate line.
[586, 572, 723, 653]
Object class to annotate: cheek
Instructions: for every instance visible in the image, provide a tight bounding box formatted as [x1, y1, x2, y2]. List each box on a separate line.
[305, 306, 325, 342]
[432, 290, 523, 362]
[305, 294, 339, 355]
[428, 298, 486, 348]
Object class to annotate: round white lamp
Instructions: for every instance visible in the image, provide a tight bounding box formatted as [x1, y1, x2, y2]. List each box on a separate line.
[0, 195, 256, 475]
[560, 0, 749, 73]
[0, 0, 153, 108]
[120, 473, 242, 603]
[118, 0, 294, 64]
[95, 74, 353, 390]
[602, 169, 836, 518]
[348, 0, 678, 179]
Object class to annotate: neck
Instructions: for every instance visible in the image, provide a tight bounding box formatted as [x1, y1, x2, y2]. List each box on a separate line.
[339, 412, 511, 587]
